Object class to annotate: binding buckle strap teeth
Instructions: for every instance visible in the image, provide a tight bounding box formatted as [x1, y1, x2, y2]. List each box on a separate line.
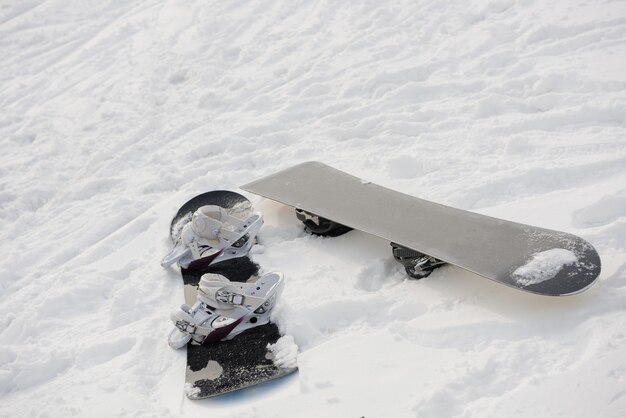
[174, 319, 197, 334]
[200, 284, 266, 312]
[216, 290, 245, 306]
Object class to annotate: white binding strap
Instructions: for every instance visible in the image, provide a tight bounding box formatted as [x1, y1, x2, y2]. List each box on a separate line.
[191, 205, 261, 243]
[191, 206, 224, 239]
[197, 273, 266, 311]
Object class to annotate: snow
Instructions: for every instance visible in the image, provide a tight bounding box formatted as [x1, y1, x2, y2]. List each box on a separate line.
[512, 249, 579, 287]
[267, 335, 298, 370]
[1, 0, 626, 417]
[184, 383, 201, 399]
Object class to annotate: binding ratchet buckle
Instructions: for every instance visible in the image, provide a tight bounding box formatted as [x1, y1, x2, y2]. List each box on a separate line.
[175, 319, 197, 335]
[216, 290, 244, 305]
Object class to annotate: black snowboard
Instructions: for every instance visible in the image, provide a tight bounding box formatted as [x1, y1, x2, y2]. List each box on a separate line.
[168, 191, 296, 399]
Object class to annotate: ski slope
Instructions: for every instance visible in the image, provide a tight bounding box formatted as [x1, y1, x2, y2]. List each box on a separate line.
[1, 0, 625, 416]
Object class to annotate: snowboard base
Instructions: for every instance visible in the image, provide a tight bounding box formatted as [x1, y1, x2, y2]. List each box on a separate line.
[185, 322, 288, 399]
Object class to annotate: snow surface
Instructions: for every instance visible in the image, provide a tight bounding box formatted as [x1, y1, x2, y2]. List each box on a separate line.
[1, 0, 626, 417]
[512, 249, 578, 287]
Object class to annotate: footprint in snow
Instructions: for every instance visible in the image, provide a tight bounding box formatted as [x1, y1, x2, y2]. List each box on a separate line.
[572, 192, 626, 228]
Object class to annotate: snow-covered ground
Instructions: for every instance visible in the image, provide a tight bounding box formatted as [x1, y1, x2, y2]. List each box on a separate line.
[1, 0, 626, 416]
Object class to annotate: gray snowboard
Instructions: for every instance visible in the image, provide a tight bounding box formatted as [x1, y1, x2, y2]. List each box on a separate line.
[241, 162, 601, 296]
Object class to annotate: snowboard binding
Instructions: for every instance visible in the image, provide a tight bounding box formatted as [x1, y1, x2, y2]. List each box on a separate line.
[168, 272, 285, 348]
[295, 209, 445, 279]
[391, 243, 446, 279]
[162, 204, 263, 270]
[295, 209, 352, 237]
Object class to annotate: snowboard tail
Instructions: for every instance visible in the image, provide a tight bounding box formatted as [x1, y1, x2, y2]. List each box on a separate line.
[241, 162, 601, 296]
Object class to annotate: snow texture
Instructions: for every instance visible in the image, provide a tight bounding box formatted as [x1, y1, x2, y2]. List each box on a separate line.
[267, 335, 298, 370]
[1, 0, 626, 417]
[184, 383, 201, 399]
[513, 249, 579, 286]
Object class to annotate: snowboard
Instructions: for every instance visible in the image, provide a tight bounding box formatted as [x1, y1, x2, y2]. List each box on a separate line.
[168, 191, 297, 399]
[241, 162, 601, 296]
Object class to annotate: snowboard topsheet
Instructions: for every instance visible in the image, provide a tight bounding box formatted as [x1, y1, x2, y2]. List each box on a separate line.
[241, 162, 601, 296]
[169, 191, 296, 399]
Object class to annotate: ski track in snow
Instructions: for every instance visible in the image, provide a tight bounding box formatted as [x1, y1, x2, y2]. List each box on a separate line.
[1, 0, 626, 416]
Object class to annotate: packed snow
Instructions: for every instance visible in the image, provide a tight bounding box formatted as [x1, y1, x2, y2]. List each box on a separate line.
[268, 335, 299, 370]
[512, 248, 578, 287]
[1, 0, 626, 417]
